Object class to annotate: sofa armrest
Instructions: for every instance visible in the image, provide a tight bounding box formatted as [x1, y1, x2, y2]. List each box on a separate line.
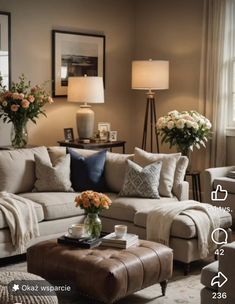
[174, 181, 189, 201]
[203, 166, 235, 204]
[218, 242, 235, 303]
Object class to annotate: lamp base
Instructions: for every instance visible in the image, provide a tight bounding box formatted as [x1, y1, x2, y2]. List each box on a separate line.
[76, 104, 94, 139]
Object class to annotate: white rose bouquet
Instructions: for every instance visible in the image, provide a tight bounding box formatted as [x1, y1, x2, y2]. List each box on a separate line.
[156, 110, 212, 155]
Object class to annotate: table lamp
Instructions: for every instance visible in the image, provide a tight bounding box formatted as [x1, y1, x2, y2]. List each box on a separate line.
[68, 76, 104, 139]
[132, 59, 169, 152]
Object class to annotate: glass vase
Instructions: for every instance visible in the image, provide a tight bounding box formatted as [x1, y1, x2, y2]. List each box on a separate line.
[11, 120, 28, 149]
[84, 213, 102, 239]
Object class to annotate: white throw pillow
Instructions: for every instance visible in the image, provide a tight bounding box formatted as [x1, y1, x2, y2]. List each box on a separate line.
[34, 154, 72, 192]
[133, 147, 181, 197]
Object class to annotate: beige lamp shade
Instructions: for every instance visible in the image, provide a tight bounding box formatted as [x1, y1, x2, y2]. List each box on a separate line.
[132, 60, 169, 90]
[68, 76, 104, 104]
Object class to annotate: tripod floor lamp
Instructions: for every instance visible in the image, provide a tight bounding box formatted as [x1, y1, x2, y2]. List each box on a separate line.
[132, 59, 169, 152]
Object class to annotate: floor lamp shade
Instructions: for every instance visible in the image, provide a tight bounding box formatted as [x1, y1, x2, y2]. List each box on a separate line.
[131, 60, 169, 152]
[68, 76, 104, 139]
[132, 60, 169, 90]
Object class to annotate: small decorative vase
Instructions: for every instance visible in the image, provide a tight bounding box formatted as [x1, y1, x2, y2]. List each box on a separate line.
[84, 213, 102, 239]
[11, 120, 28, 149]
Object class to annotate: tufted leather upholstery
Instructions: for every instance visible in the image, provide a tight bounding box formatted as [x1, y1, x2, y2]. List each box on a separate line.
[27, 239, 173, 303]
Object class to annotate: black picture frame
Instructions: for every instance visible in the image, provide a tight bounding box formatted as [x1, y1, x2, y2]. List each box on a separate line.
[0, 11, 11, 90]
[52, 30, 105, 97]
[64, 128, 74, 142]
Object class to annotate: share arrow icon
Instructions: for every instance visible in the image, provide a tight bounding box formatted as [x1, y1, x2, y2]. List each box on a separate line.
[211, 272, 228, 288]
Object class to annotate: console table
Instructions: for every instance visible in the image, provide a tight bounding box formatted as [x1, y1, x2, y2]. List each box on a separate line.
[58, 140, 126, 153]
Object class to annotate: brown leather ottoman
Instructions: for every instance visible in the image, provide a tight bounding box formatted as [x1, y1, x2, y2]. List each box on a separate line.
[27, 239, 173, 303]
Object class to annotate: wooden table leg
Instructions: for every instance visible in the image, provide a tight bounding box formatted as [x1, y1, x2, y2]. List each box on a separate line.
[197, 173, 202, 202]
[160, 280, 168, 296]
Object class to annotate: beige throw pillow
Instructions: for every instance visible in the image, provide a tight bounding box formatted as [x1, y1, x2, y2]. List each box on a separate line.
[34, 154, 72, 192]
[105, 152, 134, 192]
[0, 146, 51, 194]
[172, 156, 189, 195]
[133, 147, 181, 197]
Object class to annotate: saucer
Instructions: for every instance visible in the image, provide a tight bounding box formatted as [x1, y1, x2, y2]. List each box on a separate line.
[65, 233, 83, 239]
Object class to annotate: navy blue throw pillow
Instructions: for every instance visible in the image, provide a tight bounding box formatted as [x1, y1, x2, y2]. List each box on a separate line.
[68, 148, 107, 192]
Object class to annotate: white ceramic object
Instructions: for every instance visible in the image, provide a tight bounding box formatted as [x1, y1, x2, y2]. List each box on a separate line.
[114, 225, 127, 238]
[68, 224, 85, 238]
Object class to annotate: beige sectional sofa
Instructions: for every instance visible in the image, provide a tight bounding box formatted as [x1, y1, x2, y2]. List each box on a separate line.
[0, 146, 232, 274]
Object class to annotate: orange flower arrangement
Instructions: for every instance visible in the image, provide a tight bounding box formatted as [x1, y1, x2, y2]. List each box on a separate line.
[75, 191, 112, 214]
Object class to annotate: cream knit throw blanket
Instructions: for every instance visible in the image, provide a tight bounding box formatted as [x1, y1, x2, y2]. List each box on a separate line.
[0, 191, 39, 253]
[147, 200, 221, 258]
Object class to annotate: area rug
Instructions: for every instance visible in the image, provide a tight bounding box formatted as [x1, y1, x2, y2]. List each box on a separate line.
[0, 258, 208, 304]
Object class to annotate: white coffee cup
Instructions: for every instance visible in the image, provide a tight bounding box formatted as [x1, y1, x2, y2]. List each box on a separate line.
[68, 224, 85, 238]
[115, 225, 127, 238]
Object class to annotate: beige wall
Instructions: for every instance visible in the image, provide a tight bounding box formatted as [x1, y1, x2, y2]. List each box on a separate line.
[0, 0, 210, 162]
[132, 0, 204, 156]
[0, 0, 135, 152]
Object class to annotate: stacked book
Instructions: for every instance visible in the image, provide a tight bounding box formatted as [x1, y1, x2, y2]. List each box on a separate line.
[58, 235, 101, 249]
[227, 170, 235, 179]
[101, 233, 139, 249]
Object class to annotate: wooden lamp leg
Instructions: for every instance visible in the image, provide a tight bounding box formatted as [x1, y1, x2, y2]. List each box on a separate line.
[141, 94, 159, 153]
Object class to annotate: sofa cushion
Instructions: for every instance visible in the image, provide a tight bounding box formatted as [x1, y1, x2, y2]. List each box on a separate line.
[201, 261, 218, 291]
[119, 160, 162, 198]
[105, 152, 134, 192]
[47, 146, 94, 165]
[101, 196, 178, 222]
[133, 147, 181, 197]
[48, 147, 134, 193]
[34, 154, 72, 192]
[0, 202, 44, 229]
[0, 146, 51, 194]
[214, 177, 235, 194]
[134, 206, 232, 239]
[68, 148, 107, 192]
[20, 192, 84, 220]
[172, 156, 189, 195]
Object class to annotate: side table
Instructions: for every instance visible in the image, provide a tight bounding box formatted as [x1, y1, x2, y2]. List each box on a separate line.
[58, 140, 126, 153]
[185, 171, 202, 202]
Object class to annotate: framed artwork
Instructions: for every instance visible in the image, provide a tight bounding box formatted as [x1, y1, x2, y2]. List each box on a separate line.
[98, 122, 110, 141]
[109, 131, 117, 142]
[0, 11, 11, 90]
[64, 128, 74, 142]
[52, 30, 105, 97]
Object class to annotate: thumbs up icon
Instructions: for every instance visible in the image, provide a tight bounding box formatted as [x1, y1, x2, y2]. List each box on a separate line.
[211, 185, 228, 201]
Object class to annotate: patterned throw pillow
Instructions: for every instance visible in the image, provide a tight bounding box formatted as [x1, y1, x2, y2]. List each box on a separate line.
[34, 154, 72, 192]
[119, 160, 162, 198]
